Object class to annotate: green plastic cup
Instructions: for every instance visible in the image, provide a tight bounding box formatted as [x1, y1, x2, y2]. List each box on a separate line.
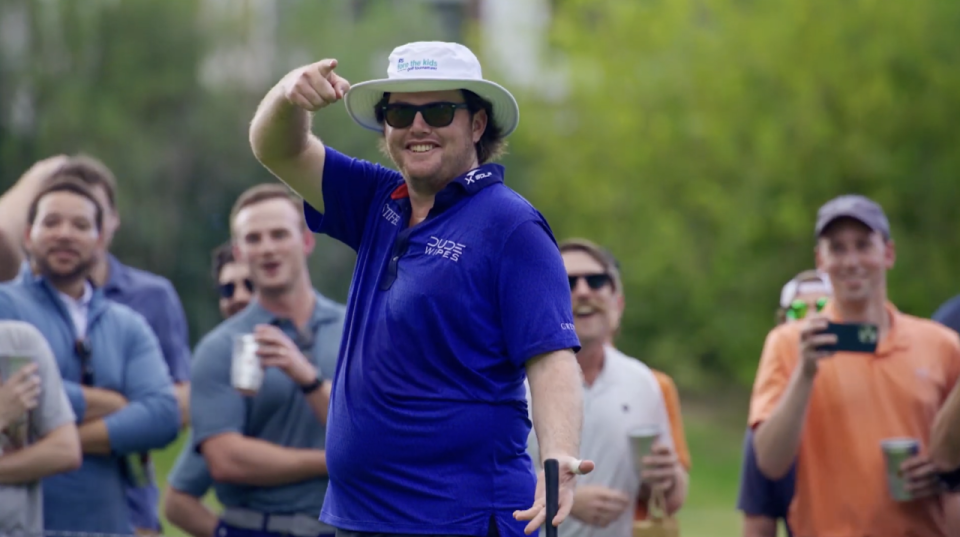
[881, 437, 920, 501]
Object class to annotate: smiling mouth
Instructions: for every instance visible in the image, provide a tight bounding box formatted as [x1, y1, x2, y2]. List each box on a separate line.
[407, 143, 438, 153]
[49, 249, 79, 259]
[574, 305, 599, 318]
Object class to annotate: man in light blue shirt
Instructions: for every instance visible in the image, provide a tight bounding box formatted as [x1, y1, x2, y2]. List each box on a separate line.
[0, 154, 193, 534]
[0, 177, 180, 534]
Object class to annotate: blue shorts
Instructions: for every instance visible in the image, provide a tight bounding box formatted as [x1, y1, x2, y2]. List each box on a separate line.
[736, 427, 796, 536]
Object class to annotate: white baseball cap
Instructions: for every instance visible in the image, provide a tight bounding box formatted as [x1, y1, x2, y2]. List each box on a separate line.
[779, 271, 833, 308]
[344, 41, 520, 137]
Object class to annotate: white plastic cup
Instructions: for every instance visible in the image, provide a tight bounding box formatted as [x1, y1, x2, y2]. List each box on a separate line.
[231, 334, 263, 396]
[628, 424, 662, 481]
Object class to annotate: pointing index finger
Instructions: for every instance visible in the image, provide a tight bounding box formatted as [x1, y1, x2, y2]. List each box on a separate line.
[315, 59, 339, 78]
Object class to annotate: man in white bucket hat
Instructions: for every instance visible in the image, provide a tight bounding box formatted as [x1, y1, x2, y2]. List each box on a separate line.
[249, 41, 592, 537]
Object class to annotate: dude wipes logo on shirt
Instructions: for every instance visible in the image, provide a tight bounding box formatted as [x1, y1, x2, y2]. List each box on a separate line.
[425, 236, 465, 262]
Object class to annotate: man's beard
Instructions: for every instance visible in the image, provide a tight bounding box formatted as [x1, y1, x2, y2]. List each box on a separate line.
[35, 252, 95, 286]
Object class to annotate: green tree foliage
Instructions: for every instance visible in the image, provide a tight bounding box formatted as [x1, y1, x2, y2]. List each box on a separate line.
[0, 0, 450, 342]
[511, 0, 960, 387]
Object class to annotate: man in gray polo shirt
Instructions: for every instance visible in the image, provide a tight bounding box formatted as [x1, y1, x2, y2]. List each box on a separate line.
[0, 320, 81, 537]
[190, 184, 345, 537]
[527, 239, 689, 537]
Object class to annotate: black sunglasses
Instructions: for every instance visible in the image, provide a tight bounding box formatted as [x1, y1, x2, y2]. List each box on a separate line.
[380, 102, 470, 129]
[568, 273, 613, 291]
[75, 339, 93, 386]
[219, 279, 254, 299]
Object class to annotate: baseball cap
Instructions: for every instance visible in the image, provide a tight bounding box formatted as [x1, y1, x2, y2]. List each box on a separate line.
[814, 194, 891, 239]
[779, 271, 832, 309]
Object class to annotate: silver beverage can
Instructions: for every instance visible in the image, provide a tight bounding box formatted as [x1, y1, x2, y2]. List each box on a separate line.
[628, 424, 662, 481]
[881, 437, 920, 501]
[231, 334, 263, 396]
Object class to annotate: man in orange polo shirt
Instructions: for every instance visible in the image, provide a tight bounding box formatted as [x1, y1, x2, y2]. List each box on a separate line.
[750, 194, 960, 537]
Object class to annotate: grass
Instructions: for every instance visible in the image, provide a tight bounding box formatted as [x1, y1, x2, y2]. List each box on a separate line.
[153, 398, 757, 537]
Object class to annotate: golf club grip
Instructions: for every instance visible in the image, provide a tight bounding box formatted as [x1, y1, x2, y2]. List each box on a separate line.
[544, 458, 560, 537]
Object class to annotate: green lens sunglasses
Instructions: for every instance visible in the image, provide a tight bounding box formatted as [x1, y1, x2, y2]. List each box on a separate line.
[786, 297, 829, 321]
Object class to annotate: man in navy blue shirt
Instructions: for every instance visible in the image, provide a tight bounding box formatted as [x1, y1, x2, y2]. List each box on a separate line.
[934, 295, 960, 336]
[250, 41, 592, 537]
[0, 155, 192, 534]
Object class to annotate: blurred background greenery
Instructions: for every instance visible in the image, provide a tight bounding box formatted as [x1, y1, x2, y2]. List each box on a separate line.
[3, 0, 960, 535]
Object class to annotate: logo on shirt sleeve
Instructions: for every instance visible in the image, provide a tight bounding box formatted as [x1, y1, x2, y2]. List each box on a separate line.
[426, 236, 465, 262]
[382, 204, 401, 226]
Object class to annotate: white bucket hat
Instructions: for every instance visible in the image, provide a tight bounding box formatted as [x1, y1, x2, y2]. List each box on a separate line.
[344, 41, 520, 137]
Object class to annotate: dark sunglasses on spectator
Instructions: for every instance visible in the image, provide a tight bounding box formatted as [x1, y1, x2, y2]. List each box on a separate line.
[75, 339, 94, 385]
[786, 297, 829, 321]
[568, 273, 612, 291]
[219, 279, 254, 298]
[380, 102, 470, 129]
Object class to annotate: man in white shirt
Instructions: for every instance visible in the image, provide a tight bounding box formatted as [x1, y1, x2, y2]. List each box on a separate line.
[527, 238, 689, 537]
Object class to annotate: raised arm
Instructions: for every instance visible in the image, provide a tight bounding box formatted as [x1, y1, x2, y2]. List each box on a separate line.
[751, 319, 834, 480]
[0, 156, 68, 281]
[249, 59, 351, 212]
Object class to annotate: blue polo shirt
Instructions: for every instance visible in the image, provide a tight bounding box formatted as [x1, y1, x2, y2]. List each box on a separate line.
[103, 254, 191, 382]
[305, 148, 580, 537]
[736, 427, 795, 537]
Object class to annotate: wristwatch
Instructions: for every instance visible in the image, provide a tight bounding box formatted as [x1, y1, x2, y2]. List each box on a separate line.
[300, 372, 324, 395]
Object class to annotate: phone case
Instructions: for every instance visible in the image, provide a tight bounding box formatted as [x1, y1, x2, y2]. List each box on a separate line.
[817, 322, 879, 353]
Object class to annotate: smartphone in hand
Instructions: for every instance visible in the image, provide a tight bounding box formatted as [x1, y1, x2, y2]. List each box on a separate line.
[816, 322, 879, 353]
